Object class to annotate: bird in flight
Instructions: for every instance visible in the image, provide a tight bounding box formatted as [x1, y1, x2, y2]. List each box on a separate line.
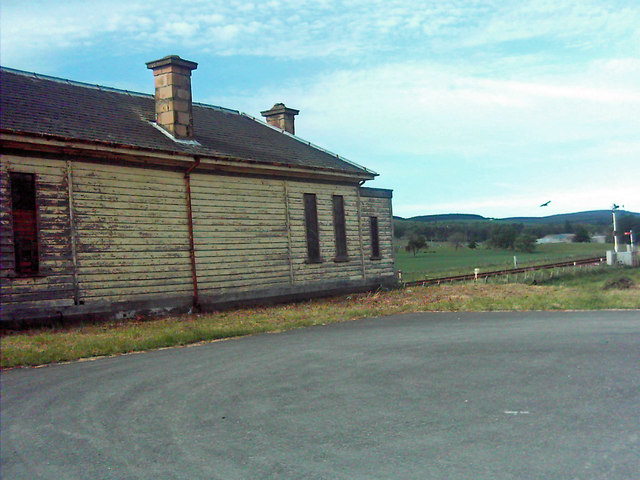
[539, 200, 551, 207]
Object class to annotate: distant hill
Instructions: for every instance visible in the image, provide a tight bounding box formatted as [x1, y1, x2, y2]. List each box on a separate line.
[502, 210, 639, 225]
[402, 213, 486, 223]
[395, 210, 640, 225]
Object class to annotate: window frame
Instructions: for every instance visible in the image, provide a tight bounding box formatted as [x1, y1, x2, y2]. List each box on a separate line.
[9, 171, 40, 277]
[369, 215, 381, 260]
[303, 193, 322, 263]
[332, 195, 349, 262]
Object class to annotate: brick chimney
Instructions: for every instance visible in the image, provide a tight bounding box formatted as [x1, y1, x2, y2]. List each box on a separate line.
[146, 55, 198, 139]
[261, 103, 299, 135]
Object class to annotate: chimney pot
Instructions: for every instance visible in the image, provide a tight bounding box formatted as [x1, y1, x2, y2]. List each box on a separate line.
[261, 103, 299, 135]
[146, 55, 198, 139]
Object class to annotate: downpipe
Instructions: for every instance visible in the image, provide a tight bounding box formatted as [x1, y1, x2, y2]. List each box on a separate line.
[185, 157, 201, 312]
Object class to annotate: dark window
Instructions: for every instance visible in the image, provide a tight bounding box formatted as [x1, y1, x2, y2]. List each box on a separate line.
[10, 172, 39, 275]
[332, 195, 348, 261]
[304, 193, 321, 262]
[370, 216, 381, 259]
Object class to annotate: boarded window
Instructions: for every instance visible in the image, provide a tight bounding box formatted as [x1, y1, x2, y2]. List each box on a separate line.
[304, 193, 321, 262]
[370, 216, 381, 259]
[332, 195, 348, 260]
[10, 172, 39, 275]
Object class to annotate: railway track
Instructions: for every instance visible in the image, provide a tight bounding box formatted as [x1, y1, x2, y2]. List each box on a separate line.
[403, 256, 605, 287]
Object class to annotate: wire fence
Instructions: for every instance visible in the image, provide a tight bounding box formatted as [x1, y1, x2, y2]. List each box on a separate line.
[402, 257, 606, 287]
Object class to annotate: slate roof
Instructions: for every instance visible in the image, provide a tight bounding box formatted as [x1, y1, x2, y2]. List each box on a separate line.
[0, 68, 374, 177]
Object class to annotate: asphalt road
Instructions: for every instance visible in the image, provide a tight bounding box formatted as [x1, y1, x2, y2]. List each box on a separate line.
[2, 311, 640, 479]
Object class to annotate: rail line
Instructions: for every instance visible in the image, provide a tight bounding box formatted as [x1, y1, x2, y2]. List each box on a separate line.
[403, 256, 605, 287]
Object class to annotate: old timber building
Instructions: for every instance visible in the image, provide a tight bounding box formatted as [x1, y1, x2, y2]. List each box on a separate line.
[1, 56, 395, 323]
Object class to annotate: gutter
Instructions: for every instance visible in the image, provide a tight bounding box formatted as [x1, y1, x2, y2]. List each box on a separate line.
[1, 131, 375, 183]
[185, 156, 201, 311]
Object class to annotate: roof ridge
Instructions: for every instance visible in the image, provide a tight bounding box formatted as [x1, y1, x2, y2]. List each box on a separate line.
[0, 66, 240, 114]
[0, 66, 152, 99]
[193, 102, 239, 114]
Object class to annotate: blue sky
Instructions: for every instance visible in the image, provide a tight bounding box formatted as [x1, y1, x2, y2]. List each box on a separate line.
[3, 0, 639, 218]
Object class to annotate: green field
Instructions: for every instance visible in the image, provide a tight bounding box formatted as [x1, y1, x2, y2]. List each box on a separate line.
[396, 242, 612, 282]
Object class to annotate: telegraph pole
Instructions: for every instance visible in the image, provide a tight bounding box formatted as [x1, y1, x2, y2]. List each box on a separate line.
[612, 204, 619, 253]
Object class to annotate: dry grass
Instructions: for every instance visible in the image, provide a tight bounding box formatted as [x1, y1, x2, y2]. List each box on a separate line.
[2, 268, 639, 368]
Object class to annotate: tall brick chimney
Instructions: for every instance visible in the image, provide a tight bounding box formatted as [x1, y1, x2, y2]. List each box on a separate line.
[146, 55, 198, 139]
[261, 103, 299, 135]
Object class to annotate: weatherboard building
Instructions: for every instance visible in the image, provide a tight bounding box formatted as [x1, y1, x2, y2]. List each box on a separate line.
[0, 56, 396, 324]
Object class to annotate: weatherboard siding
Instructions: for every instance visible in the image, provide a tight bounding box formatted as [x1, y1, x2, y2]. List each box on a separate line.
[190, 174, 292, 294]
[1, 155, 395, 322]
[287, 181, 365, 283]
[70, 162, 193, 303]
[360, 194, 395, 278]
[1, 155, 76, 313]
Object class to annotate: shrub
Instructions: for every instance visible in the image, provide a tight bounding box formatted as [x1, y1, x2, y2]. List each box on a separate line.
[603, 277, 635, 290]
[405, 235, 427, 256]
[488, 224, 518, 249]
[573, 226, 591, 243]
[514, 233, 536, 253]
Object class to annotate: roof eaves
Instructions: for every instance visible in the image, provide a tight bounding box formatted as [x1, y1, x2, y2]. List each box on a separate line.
[1, 129, 376, 181]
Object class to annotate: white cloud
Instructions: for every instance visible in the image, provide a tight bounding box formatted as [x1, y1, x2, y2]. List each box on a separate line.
[167, 21, 198, 37]
[461, 0, 640, 53]
[200, 24, 240, 43]
[214, 52, 639, 218]
[2, 0, 638, 218]
[4, 0, 639, 64]
[240, 57, 640, 157]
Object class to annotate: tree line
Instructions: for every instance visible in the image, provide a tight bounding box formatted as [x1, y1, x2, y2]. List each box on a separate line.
[396, 214, 640, 254]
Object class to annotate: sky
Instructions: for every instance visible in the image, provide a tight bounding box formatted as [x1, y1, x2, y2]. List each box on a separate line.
[2, 0, 639, 219]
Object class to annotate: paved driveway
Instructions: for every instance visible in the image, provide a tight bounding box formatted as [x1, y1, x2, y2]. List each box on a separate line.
[2, 311, 639, 479]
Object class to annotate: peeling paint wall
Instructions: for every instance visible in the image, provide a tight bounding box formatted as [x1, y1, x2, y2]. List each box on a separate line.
[1, 156, 76, 315]
[1, 154, 396, 323]
[287, 181, 364, 283]
[190, 173, 291, 295]
[71, 161, 193, 304]
[360, 193, 395, 279]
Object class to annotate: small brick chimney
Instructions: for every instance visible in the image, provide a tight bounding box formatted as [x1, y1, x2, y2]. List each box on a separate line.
[146, 55, 198, 139]
[261, 103, 299, 135]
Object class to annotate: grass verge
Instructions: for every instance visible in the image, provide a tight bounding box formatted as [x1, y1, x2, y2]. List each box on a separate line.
[2, 266, 639, 368]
